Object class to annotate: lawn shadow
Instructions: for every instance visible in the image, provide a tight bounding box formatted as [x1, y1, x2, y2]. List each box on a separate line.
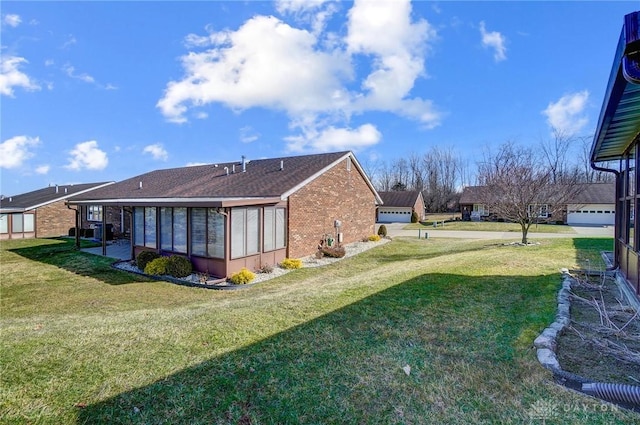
[76, 270, 584, 424]
[7, 238, 149, 285]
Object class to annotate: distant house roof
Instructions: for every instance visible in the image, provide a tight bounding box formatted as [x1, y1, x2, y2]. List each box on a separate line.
[377, 191, 422, 208]
[459, 183, 615, 205]
[69, 151, 382, 206]
[591, 11, 640, 162]
[0, 182, 114, 213]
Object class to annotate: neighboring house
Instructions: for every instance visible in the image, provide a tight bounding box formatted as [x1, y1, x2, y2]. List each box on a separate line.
[0, 182, 113, 240]
[458, 183, 615, 225]
[68, 151, 382, 278]
[590, 11, 640, 302]
[376, 191, 425, 223]
[566, 183, 616, 226]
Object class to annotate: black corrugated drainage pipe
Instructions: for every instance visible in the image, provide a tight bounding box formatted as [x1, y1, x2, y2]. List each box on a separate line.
[582, 382, 640, 410]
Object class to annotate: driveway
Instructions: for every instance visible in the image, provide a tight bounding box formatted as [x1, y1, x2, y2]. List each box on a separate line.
[379, 222, 614, 240]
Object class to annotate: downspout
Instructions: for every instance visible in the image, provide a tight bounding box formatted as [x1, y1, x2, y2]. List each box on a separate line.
[66, 203, 80, 250]
[102, 205, 107, 256]
[590, 160, 621, 270]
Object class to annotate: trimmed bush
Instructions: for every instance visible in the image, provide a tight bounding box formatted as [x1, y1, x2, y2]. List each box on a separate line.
[377, 224, 387, 237]
[368, 234, 381, 242]
[280, 258, 302, 269]
[144, 257, 170, 276]
[259, 263, 274, 274]
[167, 255, 192, 278]
[321, 246, 346, 258]
[136, 250, 160, 271]
[411, 211, 419, 223]
[229, 267, 255, 285]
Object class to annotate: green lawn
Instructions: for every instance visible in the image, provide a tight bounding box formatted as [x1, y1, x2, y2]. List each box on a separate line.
[2, 236, 633, 424]
[405, 220, 576, 233]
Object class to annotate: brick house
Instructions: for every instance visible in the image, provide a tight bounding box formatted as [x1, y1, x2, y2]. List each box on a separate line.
[590, 11, 640, 302]
[376, 191, 425, 223]
[68, 151, 382, 278]
[0, 182, 114, 240]
[459, 183, 615, 225]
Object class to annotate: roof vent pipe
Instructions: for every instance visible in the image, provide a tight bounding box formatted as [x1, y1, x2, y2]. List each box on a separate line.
[139, 181, 143, 189]
[280, 160, 284, 171]
[242, 155, 246, 172]
[224, 166, 229, 175]
[9, 197, 12, 202]
[55, 184, 59, 194]
[232, 164, 235, 173]
[65, 187, 68, 194]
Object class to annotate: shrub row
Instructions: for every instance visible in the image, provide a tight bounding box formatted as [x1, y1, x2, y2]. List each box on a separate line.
[136, 252, 193, 278]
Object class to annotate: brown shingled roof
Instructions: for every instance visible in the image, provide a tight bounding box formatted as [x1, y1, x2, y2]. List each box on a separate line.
[377, 191, 422, 208]
[460, 183, 615, 205]
[70, 151, 381, 206]
[0, 182, 113, 212]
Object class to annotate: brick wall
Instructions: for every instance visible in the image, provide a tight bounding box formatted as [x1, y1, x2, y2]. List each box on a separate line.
[36, 200, 76, 237]
[288, 157, 377, 258]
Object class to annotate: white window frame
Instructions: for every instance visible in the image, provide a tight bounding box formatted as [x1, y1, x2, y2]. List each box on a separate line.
[87, 205, 103, 222]
[528, 204, 549, 219]
[231, 207, 260, 259]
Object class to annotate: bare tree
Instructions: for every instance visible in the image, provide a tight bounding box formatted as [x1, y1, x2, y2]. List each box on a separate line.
[578, 136, 616, 183]
[390, 158, 410, 191]
[541, 129, 574, 184]
[477, 142, 583, 244]
[422, 147, 462, 212]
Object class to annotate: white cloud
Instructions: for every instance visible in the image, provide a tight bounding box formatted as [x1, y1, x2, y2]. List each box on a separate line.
[157, 15, 351, 124]
[542, 91, 589, 136]
[61, 35, 77, 50]
[240, 126, 260, 143]
[346, 0, 439, 124]
[66, 141, 108, 171]
[0, 135, 40, 169]
[143, 143, 168, 161]
[479, 21, 507, 62]
[158, 0, 439, 153]
[62, 63, 95, 84]
[35, 164, 50, 175]
[0, 56, 40, 97]
[276, 0, 330, 14]
[285, 123, 381, 152]
[3, 14, 21, 28]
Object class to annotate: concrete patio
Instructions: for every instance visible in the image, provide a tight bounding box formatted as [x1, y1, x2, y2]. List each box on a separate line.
[81, 240, 132, 261]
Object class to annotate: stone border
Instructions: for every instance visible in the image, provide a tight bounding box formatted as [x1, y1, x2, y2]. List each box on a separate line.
[534, 271, 572, 371]
[534, 269, 640, 412]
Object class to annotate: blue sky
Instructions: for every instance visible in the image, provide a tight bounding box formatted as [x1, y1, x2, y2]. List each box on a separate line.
[1, 0, 637, 195]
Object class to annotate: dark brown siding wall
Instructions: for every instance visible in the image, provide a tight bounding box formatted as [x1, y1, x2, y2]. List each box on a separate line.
[36, 200, 76, 237]
[288, 158, 376, 258]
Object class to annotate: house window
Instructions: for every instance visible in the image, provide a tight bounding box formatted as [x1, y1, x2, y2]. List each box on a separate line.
[473, 204, 487, 215]
[207, 209, 225, 259]
[24, 214, 34, 232]
[160, 207, 187, 253]
[11, 213, 23, 233]
[133, 207, 157, 248]
[263, 207, 286, 252]
[528, 204, 549, 218]
[231, 207, 259, 259]
[134, 208, 144, 246]
[628, 201, 635, 249]
[0, 214, 7, 233]
[87, 205, 102, 221]
[190, 208, 225, 258]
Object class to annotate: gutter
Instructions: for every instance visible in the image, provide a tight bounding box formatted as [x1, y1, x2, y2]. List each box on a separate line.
[590, 161, 620, 271]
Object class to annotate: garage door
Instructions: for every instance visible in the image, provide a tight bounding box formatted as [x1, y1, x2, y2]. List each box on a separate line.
[378, 209, 412, 223]
[567, 204, 615, 226]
